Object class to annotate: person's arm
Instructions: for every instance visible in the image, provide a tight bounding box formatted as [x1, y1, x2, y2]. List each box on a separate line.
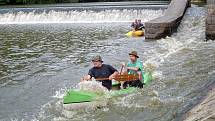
[107, 65, 119, 80]
[121, 62, 128, 74]
[131, 23, 134, 28]
[109, 71, 119, 80]
[138, 24, 145, 30]
[138, 26, 144, 30]
[81, 69, 93, 81]
[127, 67, 140, 71]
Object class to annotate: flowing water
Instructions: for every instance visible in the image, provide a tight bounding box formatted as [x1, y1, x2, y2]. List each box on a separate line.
[0, 8, 162, 24]
[0, 4, 214, 121]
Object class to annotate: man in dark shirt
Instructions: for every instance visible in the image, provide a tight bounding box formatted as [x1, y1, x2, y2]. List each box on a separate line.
[131, 19, 145, 31]
[82, 55, 119, 90]
[131, 19, 138, 31]
[137, 19, 145, 30]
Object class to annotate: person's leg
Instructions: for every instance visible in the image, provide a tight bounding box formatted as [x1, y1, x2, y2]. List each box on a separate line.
[136, 80, 143, 88]
[123, 81, 129, 89]
[102, 81, 112, 90]
[129, 80, 143, 88]
[137, 71, 143, 81]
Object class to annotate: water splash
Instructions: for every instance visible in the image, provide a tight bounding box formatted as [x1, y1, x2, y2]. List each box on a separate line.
[142, 6, 206, 81]
[78, 80, 109, 94]
[52, 88, 68, 99]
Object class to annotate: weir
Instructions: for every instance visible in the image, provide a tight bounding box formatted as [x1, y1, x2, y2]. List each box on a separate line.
[0, 2, 167, 24]
[0, 9, 163, 24]
[145, 0, 191, 39]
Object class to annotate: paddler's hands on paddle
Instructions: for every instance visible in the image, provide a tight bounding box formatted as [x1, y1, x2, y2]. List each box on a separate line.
[120, 62, 127, 89]
[108, 75, 115, 80]
[121, 62, 139, 71]
[120, 62, 127, 74]
[121, 62, 126, 68]
[109, 71, 119, 80]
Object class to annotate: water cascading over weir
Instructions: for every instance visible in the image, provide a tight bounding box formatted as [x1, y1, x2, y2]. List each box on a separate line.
[0, 1, 168, 24]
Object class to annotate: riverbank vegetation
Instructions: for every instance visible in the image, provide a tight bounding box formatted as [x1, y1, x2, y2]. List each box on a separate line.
[0, 0, 169, 5]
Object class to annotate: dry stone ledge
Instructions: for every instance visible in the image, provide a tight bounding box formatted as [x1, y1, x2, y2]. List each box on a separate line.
[145, 0, 191, 40]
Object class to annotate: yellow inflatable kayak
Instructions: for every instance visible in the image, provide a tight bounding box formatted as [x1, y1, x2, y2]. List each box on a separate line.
[126, 30, 144, 37]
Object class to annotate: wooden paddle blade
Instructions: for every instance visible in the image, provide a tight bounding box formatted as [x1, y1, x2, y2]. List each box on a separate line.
[114, 74, 139, 82]
[95, 74, 139, 82]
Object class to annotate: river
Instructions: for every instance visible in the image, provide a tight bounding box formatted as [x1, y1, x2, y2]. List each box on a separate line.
[0, 3, 214, 121]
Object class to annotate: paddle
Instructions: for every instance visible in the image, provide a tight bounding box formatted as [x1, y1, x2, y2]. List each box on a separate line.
[119, 65, 123, 75]
[95, 74, 139, 82]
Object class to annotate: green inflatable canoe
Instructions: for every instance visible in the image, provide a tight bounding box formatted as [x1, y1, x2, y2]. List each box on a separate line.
[63, 72, 152, 104]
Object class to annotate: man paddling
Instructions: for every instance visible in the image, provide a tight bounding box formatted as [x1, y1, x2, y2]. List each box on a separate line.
[131, 19, 138, 31]
[131, 19, 145, 31]
[137, 19, 145, 30]
[122, 51, 144, 88]
[82, 55, 119, 90]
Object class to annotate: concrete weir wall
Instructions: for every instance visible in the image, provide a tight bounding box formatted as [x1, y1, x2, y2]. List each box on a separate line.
[145, 0, 191, 40]
[206, 0, 215, 40]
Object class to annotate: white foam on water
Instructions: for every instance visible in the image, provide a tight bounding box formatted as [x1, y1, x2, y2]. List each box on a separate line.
[32, 100, 65, 121]
[113, 92, 141, 108]
[152, 71, 163, 80]
[78, 79, 109, 94]
[52, 78, 109, 99]
[0, 9, 163, 24]
[160, 96, 185, 104]
[52, 87, 69, 99]
[158, 37, 196, 59]
[141, 6, 206, 82]
[208, 70, 215, 75]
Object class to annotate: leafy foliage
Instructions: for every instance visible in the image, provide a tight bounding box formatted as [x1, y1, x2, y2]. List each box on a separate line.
[0, 0, 169, 4]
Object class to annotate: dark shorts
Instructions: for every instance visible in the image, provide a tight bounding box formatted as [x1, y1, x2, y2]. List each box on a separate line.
[99, 80, 112, 90]
[123, 80, 143, 89]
